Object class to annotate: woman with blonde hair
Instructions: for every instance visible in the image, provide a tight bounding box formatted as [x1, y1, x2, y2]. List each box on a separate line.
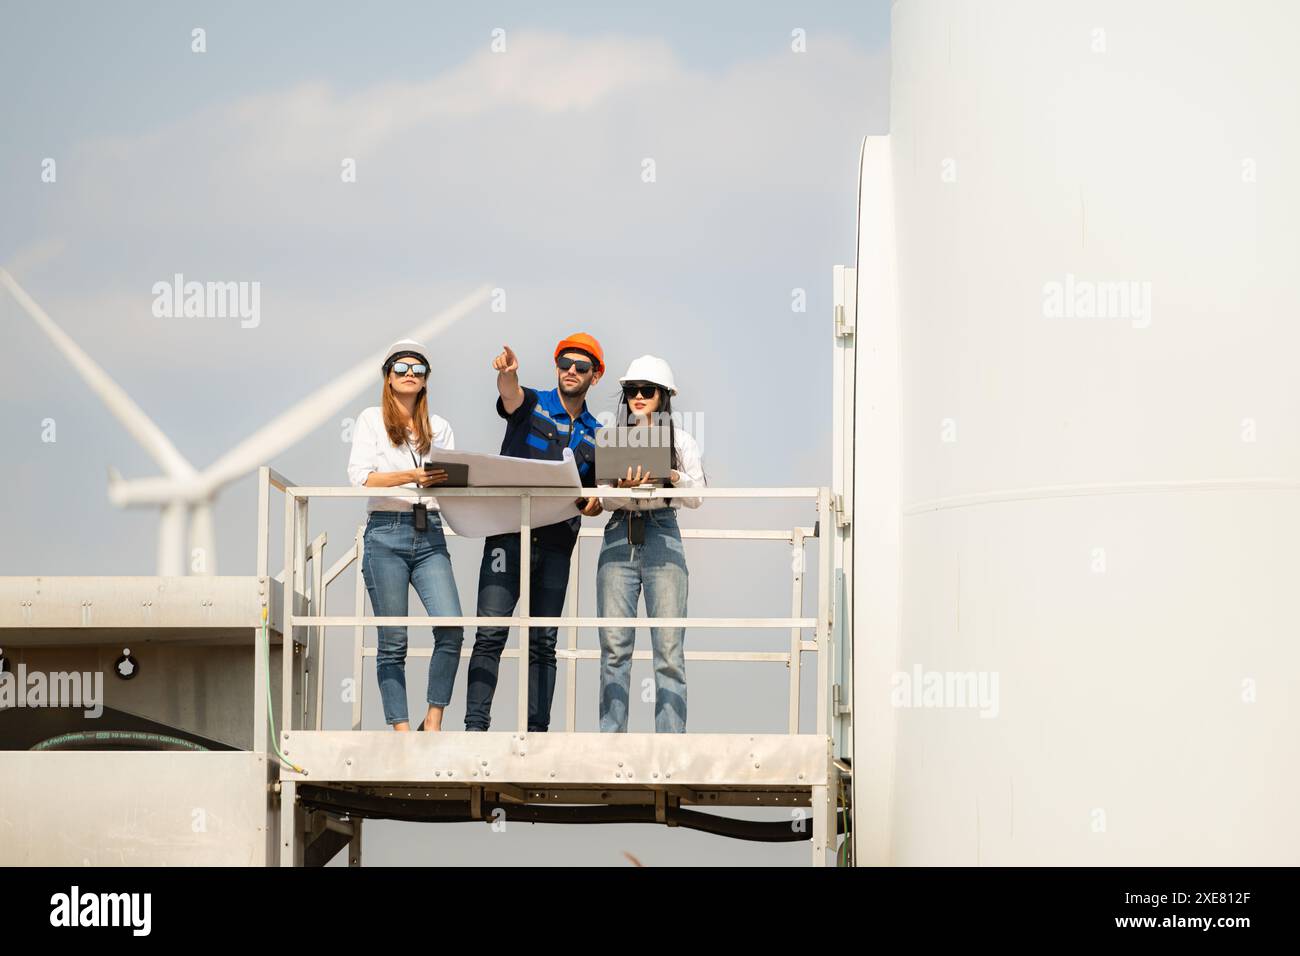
[346, 339, 462, 731]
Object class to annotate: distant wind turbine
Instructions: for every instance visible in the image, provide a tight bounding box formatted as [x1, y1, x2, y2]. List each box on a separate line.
[1, 268, 490, 575]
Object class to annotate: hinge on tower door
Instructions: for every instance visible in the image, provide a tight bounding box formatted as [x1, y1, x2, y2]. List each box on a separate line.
[834, 303, 855, 338]
[833, 683, 852, 716]
[833, 494, 851, 529]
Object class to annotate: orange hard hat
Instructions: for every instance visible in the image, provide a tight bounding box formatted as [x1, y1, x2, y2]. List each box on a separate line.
[554, 333, 604, 372]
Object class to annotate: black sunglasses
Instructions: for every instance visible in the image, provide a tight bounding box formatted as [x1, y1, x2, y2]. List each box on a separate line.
[389, 361, 429, 377]
[556, 356, 595, 374]
[622, 383, 659, 400]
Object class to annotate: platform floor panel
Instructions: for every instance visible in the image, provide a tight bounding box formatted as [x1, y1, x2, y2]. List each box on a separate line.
[280, 731, 831, 788]
[0, 576, 287, 642]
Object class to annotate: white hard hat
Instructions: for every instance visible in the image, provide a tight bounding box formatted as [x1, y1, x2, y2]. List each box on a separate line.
[382, 338, 430, 372]
[619, 355, 677, 395]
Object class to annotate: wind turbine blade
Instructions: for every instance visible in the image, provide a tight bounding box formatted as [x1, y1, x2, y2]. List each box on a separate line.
[198, 284, 491, 493]
[0, 268, 197, 480]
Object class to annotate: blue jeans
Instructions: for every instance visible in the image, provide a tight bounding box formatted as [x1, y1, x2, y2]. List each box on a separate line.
[361, 510, 464, 726]
[596, 508, 688, 733]
[465, 532, 573, 732]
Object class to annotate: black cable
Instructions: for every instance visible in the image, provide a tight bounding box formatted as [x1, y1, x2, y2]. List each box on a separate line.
[298, 784, 846, 843]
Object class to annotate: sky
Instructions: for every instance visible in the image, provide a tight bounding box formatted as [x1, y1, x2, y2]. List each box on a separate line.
[0, 0, 890, 865]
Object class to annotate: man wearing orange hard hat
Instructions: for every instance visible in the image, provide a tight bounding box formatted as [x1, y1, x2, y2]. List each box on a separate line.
[464, 332, 607, 732]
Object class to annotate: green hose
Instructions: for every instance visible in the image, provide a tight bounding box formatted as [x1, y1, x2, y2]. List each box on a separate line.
[263, 606, 307, 775]
[30, 731, 208, 752]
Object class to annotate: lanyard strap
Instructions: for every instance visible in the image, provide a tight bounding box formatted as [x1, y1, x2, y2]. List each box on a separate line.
[407, 441, 428, 521]
[567, 415, 591, 452]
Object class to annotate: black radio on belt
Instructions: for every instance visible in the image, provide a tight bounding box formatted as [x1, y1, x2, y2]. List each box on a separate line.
[414, 462, 440, 531]
[409, 450, 430, 531]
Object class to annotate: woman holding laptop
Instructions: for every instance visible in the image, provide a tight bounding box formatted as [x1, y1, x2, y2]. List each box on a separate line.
[346, 339, 462, 732]
[596, 355, 706, 733]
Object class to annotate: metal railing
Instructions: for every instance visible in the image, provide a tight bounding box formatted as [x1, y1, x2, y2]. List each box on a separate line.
[255, 466, 834, 741]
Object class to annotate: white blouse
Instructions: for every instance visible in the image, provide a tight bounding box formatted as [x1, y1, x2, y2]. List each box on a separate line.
[598, 428, 705, 512]
[346, 405, 455, 513]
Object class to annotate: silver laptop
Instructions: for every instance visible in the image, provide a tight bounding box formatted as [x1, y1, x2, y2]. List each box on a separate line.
[595, 425, 673, 483]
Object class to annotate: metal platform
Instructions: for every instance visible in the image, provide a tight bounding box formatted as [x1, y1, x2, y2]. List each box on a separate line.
[275, 730, 839, 864]
[262, 470, 848, 865]
[279, 731, 828, 788]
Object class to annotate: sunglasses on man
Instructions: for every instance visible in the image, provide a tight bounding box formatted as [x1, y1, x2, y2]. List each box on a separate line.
[556, 356, 595, 374]
[388, 361, 429, 377]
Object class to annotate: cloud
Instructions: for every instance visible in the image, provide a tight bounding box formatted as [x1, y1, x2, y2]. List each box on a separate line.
[57, 30, 886, 272]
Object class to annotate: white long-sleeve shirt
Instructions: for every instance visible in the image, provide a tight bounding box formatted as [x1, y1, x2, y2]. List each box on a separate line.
[599, 428, 705, 511]
[347, 405, 455, 513]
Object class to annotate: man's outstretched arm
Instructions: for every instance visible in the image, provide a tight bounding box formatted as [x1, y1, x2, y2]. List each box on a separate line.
[493, 343, 525, 414]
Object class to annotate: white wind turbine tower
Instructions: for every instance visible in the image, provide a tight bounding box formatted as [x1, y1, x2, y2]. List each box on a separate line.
[1, 268, 490, 575]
